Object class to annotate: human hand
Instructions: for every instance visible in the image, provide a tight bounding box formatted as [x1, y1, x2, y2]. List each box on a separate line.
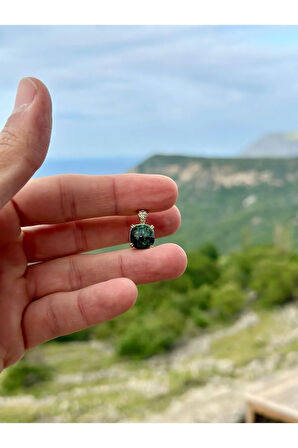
[0, 78, 186, 371]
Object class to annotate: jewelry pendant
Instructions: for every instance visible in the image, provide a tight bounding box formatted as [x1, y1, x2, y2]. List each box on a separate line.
[129, 210, 155, 249]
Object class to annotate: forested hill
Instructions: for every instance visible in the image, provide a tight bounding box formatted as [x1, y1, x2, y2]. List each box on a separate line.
[132, 155, 298, 252]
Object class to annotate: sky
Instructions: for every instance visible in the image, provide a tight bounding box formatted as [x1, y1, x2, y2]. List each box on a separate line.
[1, 25, 298, 159]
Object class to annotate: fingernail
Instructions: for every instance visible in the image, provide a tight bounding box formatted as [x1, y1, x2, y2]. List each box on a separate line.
[13, 78, 37, 113]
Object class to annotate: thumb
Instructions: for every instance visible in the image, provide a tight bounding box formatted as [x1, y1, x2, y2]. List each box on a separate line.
[0, 77, 52, 209]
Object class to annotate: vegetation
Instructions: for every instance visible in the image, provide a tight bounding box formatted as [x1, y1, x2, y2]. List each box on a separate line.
[2, 242, 298, 421]
[54, 243, 298, 359]
[0, 362, 53, 395]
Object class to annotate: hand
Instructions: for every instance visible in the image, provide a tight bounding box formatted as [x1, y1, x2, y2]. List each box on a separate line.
[0, 78, 186, 371]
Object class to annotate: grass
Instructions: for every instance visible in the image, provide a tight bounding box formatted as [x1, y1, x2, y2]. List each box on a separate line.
[210, 311, 280, 367]
[40, 342, 117, 374]
[2, 306, 298, 422]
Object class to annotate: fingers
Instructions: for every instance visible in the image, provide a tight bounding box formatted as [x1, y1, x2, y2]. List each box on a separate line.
[13, 172, 178, 226]
[26, 243, 187, 300]
[23, 278, 137, 349]
[0, 78, 52, 209]
[23, 206, 181, 262]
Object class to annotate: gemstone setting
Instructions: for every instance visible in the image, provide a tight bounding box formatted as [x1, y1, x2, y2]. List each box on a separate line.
[130, 224, 155, 249]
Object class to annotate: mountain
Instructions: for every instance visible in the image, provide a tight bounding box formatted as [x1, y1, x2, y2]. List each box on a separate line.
[133, 154, 298, 252]
[241, 132, 298, 158]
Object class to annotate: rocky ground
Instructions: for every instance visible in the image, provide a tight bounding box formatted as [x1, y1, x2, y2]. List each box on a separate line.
[1, 304, 298, 422]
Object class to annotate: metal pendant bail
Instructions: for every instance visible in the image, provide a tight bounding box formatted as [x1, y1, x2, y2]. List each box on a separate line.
[138, 210, 148, 224]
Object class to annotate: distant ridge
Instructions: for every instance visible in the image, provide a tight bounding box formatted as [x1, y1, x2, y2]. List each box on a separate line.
[241, 132, 298, 158]
[134, 154, 298, 252]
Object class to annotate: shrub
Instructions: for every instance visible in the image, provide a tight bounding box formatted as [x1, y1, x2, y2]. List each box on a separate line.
[220, 245, 283, 288]
[196, 284, 213, 310]
[116, 308, 185, 359]
[211, 282, 245, 320]
[166, 274, 193, 294]
[251, 259, 298, 307]
[200, 242, 219, 260]
[1, 362, 53, 395]
[186, 251, 220, 288]
[190, 309, 210, 328]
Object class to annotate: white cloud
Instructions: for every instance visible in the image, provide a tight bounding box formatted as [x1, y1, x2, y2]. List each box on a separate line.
[1, 25, 298, 157]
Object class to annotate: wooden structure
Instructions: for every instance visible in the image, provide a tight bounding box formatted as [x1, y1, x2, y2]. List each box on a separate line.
[245, 368, 298, 423]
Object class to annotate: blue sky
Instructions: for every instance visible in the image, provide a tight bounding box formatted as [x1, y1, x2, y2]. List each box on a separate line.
[1, 25, 298, 159]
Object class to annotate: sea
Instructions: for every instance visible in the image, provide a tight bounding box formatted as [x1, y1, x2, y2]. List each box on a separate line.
[34, 156, 142, 178]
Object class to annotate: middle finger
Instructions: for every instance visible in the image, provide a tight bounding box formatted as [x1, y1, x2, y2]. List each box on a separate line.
[26, 243, 187, 300]
[23, 206, 181, 261]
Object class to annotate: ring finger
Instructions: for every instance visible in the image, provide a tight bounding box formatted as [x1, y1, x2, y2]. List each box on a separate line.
[23, 206, 181, 262]
[26, 243, 187, 300]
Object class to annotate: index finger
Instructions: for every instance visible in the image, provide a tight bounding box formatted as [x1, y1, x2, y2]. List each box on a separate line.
[13, 173, 178, 226]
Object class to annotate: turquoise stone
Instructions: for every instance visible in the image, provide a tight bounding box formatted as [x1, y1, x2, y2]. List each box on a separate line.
[130, 224, 155, 249]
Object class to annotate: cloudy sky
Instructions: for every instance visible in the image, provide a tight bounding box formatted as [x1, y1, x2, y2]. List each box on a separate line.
[1, 25, 298, 159]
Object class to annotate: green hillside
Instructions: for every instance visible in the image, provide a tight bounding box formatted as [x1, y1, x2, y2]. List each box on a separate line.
[133, 155, 298, 252]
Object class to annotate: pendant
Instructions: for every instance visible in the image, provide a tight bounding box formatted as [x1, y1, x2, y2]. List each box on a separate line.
[129, 210, 155, 249]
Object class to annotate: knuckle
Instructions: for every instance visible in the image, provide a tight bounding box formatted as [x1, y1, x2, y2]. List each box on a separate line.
[111, 176, 119, 215]
[76, 290, 91, 327]
[118, 252, 127, 278]
[45, 299, 61, 339]
[58, 176, 78, 221]
[68, 257, 83, 291]
[71, 221, 88, 253]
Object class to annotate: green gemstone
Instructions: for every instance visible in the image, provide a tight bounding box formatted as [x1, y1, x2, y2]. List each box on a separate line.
[130, 224, 155, 249]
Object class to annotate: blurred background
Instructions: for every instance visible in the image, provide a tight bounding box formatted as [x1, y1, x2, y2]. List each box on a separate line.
[1, 25, 298, 422]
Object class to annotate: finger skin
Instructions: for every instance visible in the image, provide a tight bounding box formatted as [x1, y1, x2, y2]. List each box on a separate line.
[0, 78, 52, 209]
[23, 206, 181, 262]
[26, 243, 187, 300]
[13, 173, 178, 226]
[23, 278, 138, 349]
